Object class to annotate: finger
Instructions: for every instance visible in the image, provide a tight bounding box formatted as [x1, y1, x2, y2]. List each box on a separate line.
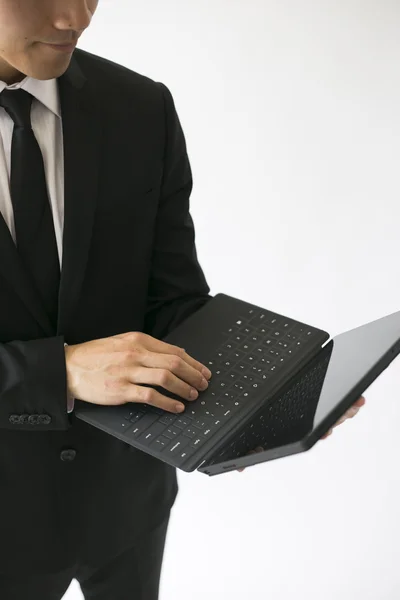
[335, 415, 349, 427]
[125, 382, 187, 414]
[333, 405, 361, 428]
[139, 350, 210, 394]
[238, 447, 264, 472]
[128, 366, 200, 403]
[238, 449, 256, 472]
[135, 333, 212, 379]
[354, 396, 366, 407]
[340, 406, 360, 422]
[321, 428, 333, 439]
[348, 406, 361, 418]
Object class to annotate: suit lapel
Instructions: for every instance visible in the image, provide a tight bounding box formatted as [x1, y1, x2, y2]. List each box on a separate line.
[0, 53, 102, 337]
[56, 54, 103, 336]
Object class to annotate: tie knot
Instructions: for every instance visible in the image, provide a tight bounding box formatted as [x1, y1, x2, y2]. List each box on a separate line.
[0, 88, 33, 129]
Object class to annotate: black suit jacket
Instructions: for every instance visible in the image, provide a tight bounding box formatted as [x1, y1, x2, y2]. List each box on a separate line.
[0, 49, 212, 576]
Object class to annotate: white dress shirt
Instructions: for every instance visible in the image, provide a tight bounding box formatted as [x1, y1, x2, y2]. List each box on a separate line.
[0, 76, 74, 413]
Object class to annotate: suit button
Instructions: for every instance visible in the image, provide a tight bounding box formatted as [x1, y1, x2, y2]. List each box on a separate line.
[39, 415, 52, 425]
[28, 415, 39, 425]
[9, 415, 20, 425]
[60, 449, 77, 462]
[20, 414, 30, 425]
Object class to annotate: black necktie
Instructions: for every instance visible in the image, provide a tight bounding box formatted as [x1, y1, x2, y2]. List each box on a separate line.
[0, 88, 60, 330]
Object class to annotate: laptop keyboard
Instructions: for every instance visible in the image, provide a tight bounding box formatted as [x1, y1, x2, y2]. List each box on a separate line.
[208, 349, 332, 465]
[117, 305, 323, 466]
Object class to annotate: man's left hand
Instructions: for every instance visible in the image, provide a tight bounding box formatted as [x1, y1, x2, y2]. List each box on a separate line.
[237, 395, 366, 473]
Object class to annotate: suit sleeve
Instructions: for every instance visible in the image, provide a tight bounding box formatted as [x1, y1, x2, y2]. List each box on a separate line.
[143, 82, 213, 341]
[0, 336, 71, 431]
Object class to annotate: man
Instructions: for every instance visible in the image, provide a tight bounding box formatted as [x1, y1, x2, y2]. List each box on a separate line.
[0, 1, 364, 597]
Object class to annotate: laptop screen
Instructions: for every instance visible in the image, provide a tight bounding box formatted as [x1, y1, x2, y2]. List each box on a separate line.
[306, 309, 400, 438]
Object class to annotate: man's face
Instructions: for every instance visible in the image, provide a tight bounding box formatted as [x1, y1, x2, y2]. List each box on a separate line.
[0, 0, 99, 83]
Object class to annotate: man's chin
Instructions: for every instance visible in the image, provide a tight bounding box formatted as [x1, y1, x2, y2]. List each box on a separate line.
[36, 62, 73, 80]
[25, 43, 73, 81]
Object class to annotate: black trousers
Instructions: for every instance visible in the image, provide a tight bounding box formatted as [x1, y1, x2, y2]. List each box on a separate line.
[0, 511, 171, 600]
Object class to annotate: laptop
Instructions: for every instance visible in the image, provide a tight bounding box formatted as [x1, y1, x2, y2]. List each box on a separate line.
[75, 293, 400, 476]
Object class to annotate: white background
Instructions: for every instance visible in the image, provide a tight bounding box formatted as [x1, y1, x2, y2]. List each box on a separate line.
[64, 1, 400, 598]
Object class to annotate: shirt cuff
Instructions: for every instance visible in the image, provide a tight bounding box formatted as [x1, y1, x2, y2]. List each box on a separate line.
[64, 342, 75, 414]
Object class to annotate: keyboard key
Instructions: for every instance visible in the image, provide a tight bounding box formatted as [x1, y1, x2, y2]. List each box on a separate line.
[189, 437, 207, 450]
[222, 389, 237, 402]
[237, 390, 251, 402]
[250, 335, 261, 343]
[165, 437, 191, 455]
[114, 420, 133, 433]
[249, 313, 267, 327]
[277, 340, 290, 349]
[242, 354, 259, 365]
[181, 412, 195, 422]
[124, 410, 140, 421]
[163, 426, 182, 440]
[223, 341, 239, 352]
[242, 374, 255, 383]
[129, 412, 145, 424]
[299, 329, 314, 339]
[136, 412, 160, 429]
[182, 427, 198, 439]
[231, 349, 246, 362]
[175, 417, 191, 429]
[193, 417, 213, 430]
[258, 356, 272, 366]
[126, 422, 150, 439]
[232, 334, 245, 343]
[179, 445, 199, 461]
[232, 382, 245, 392]
[159, 414, 177, 426]
[226, 371, 240, 383]
[222, 360, 233, 369]
[203, 409, 217, 418]
[138, 421, 168, 444]
[151, 436, 170, 452]
[285, 333, 297, 340]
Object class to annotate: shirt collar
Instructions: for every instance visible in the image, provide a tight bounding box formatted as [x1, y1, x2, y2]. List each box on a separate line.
[0, 76, 61, 118]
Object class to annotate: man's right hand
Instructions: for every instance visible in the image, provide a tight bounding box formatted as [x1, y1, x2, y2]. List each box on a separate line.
[64, 331, 212, 414]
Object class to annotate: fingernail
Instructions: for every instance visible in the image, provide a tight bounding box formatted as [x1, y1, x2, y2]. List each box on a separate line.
[175, 404, 185, 413]
[189, 389, 198, 400]
[199, 378, 209, 390]
[202, 367, 212, 379]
